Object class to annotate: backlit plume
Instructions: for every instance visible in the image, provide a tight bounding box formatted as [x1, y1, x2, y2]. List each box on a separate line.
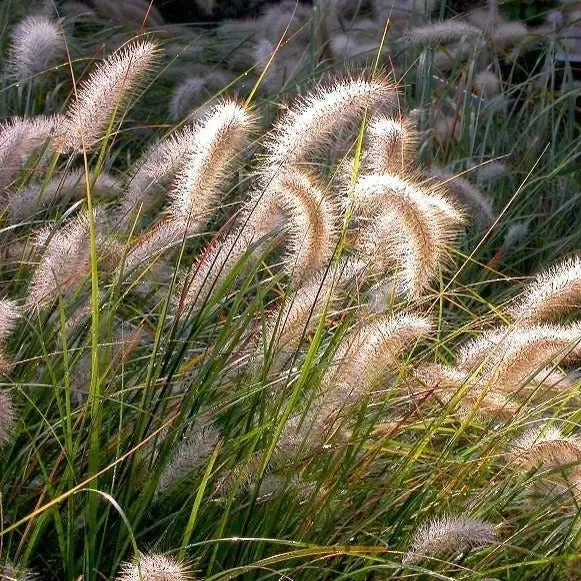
[508, 256, 581, 323]
[63, 40, 160, 152]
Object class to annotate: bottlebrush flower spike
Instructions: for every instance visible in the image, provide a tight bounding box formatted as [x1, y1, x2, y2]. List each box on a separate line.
[8, 15, 65, 83]
[167, 99, 254, 232]
[508, 256, 581, 323]
[325, 313, 432, 405]
[475, 323, 581, 390]
[120, 123, 200, 219]
[400, 21, 484, 48]
[115, 553, 195, 581]
[62, 40, 160, 152]
[260, 259, 364, 359]
[508, 424, 581, 470]
[8, 169, 118, 223]
[0, 390, 15, 446]
[175, 229, 254, 314]
[25, 211, 110, 309]
[354, 174, 464, 297]
[403, 515, 497, 564]
[428, 169, 495, 230]
[245, 168, 340, 281]
[157, 423, 220, 494]
[365, 115, 416, 175]
[0, 115, 62, 191]
[0, 299, 20, 373]
[262, 76, 396, 175]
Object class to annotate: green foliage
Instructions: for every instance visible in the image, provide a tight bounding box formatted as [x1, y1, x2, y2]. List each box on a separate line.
[0, 1, 580, 580]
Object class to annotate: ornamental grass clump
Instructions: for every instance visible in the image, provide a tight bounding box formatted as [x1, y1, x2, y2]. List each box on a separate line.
[0, 11, 581, 580]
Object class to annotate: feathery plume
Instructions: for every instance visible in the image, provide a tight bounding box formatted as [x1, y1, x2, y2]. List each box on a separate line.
[354, 174, 464, 297]
[0, 300, 20, 373]
[120, 124, 200, 220]
[457, 328, 509, 370]
[0, 115, 62, 191]
[25, 211, 110, 309]
[508, 256, 581, 323]
[0, 391, 15, 446]
[262, 76, 396, 175]
[8, 170, 118, 223]
[0, 564, 37, 580]
[403, 515, 497, 564]
[400, 21, 484, 48]
[167, 99, 254, 231]
[491, 21, 528, 51]
[62, 40, 159, 152]
[473, 70, 501, 97]
[157, 423, 220, 494]
[175, 229, 254, 314]
[245, 168, 340, 280]
[115, 553, 194, 581]
[476, 323, 581, 390]
[428, 169, 494, 230]
[123, 218, 185, 274]
[8, 15, 65, 83]
[411, 364, 518, 420]
[324, 313, 432, 405]
[508, 424, 581, 470]
[259, 259, 364, 359]
[365, 115, 416, 175]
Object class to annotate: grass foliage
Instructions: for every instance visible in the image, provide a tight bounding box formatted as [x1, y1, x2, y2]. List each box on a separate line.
[0, 0, 581, 579]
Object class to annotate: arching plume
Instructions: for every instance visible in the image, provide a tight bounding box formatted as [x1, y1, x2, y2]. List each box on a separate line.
[508, 256, 581, 323]
[353, 174, 464, 297]
[167, 99, 254, 230]
[508, 424, 581, 471]
[157, 423, 220, 494]
[62, 40, 160, 152]
[0, 299, 21, 373]
[365, 115, 416, 175]
[324, 313, 432, 405]
[120, 123, 200, 220]
[403, 515, 497, 564]
[244, 168, 340, 281]
[0, 390, 15, 446]
[8, 15, 65, 83]
[261, 76, 396, 175]
[25, 211, 112, 309]
[474, 323, 581, 391]
[400, 21, 484, 48]
[8, 169, 118, 223]
[0, 115, 62, 191]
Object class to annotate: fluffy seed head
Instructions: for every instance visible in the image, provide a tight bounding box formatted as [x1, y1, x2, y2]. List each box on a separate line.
[476, 323, 581, 390]
[115, 553, 194, 581]
[365, 115, 416, 175]
[8, 169, 118, 223]
[62, 40, 160, 152]
[25, 211, 109, 308]
[428, 169, 494, 230]
[245, 168, 339, 281]
[120, 123, 200, 220]
[325, 313, 432, 405]
[400, 21, 484, 48]
[167, 100, 254, 231]
[175, 230, 254, 314]
[354, 174, 464, 297]
[508, 256, 581, 323]
[403, 515, 497, 564]
[262, 76, 396, 175]
[0, 391, 15, 446]
[157, 423, 220, 494]
[0, 115, 62, 191]
[508, 424, 581, 470]
[8, 15, 65, 83]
